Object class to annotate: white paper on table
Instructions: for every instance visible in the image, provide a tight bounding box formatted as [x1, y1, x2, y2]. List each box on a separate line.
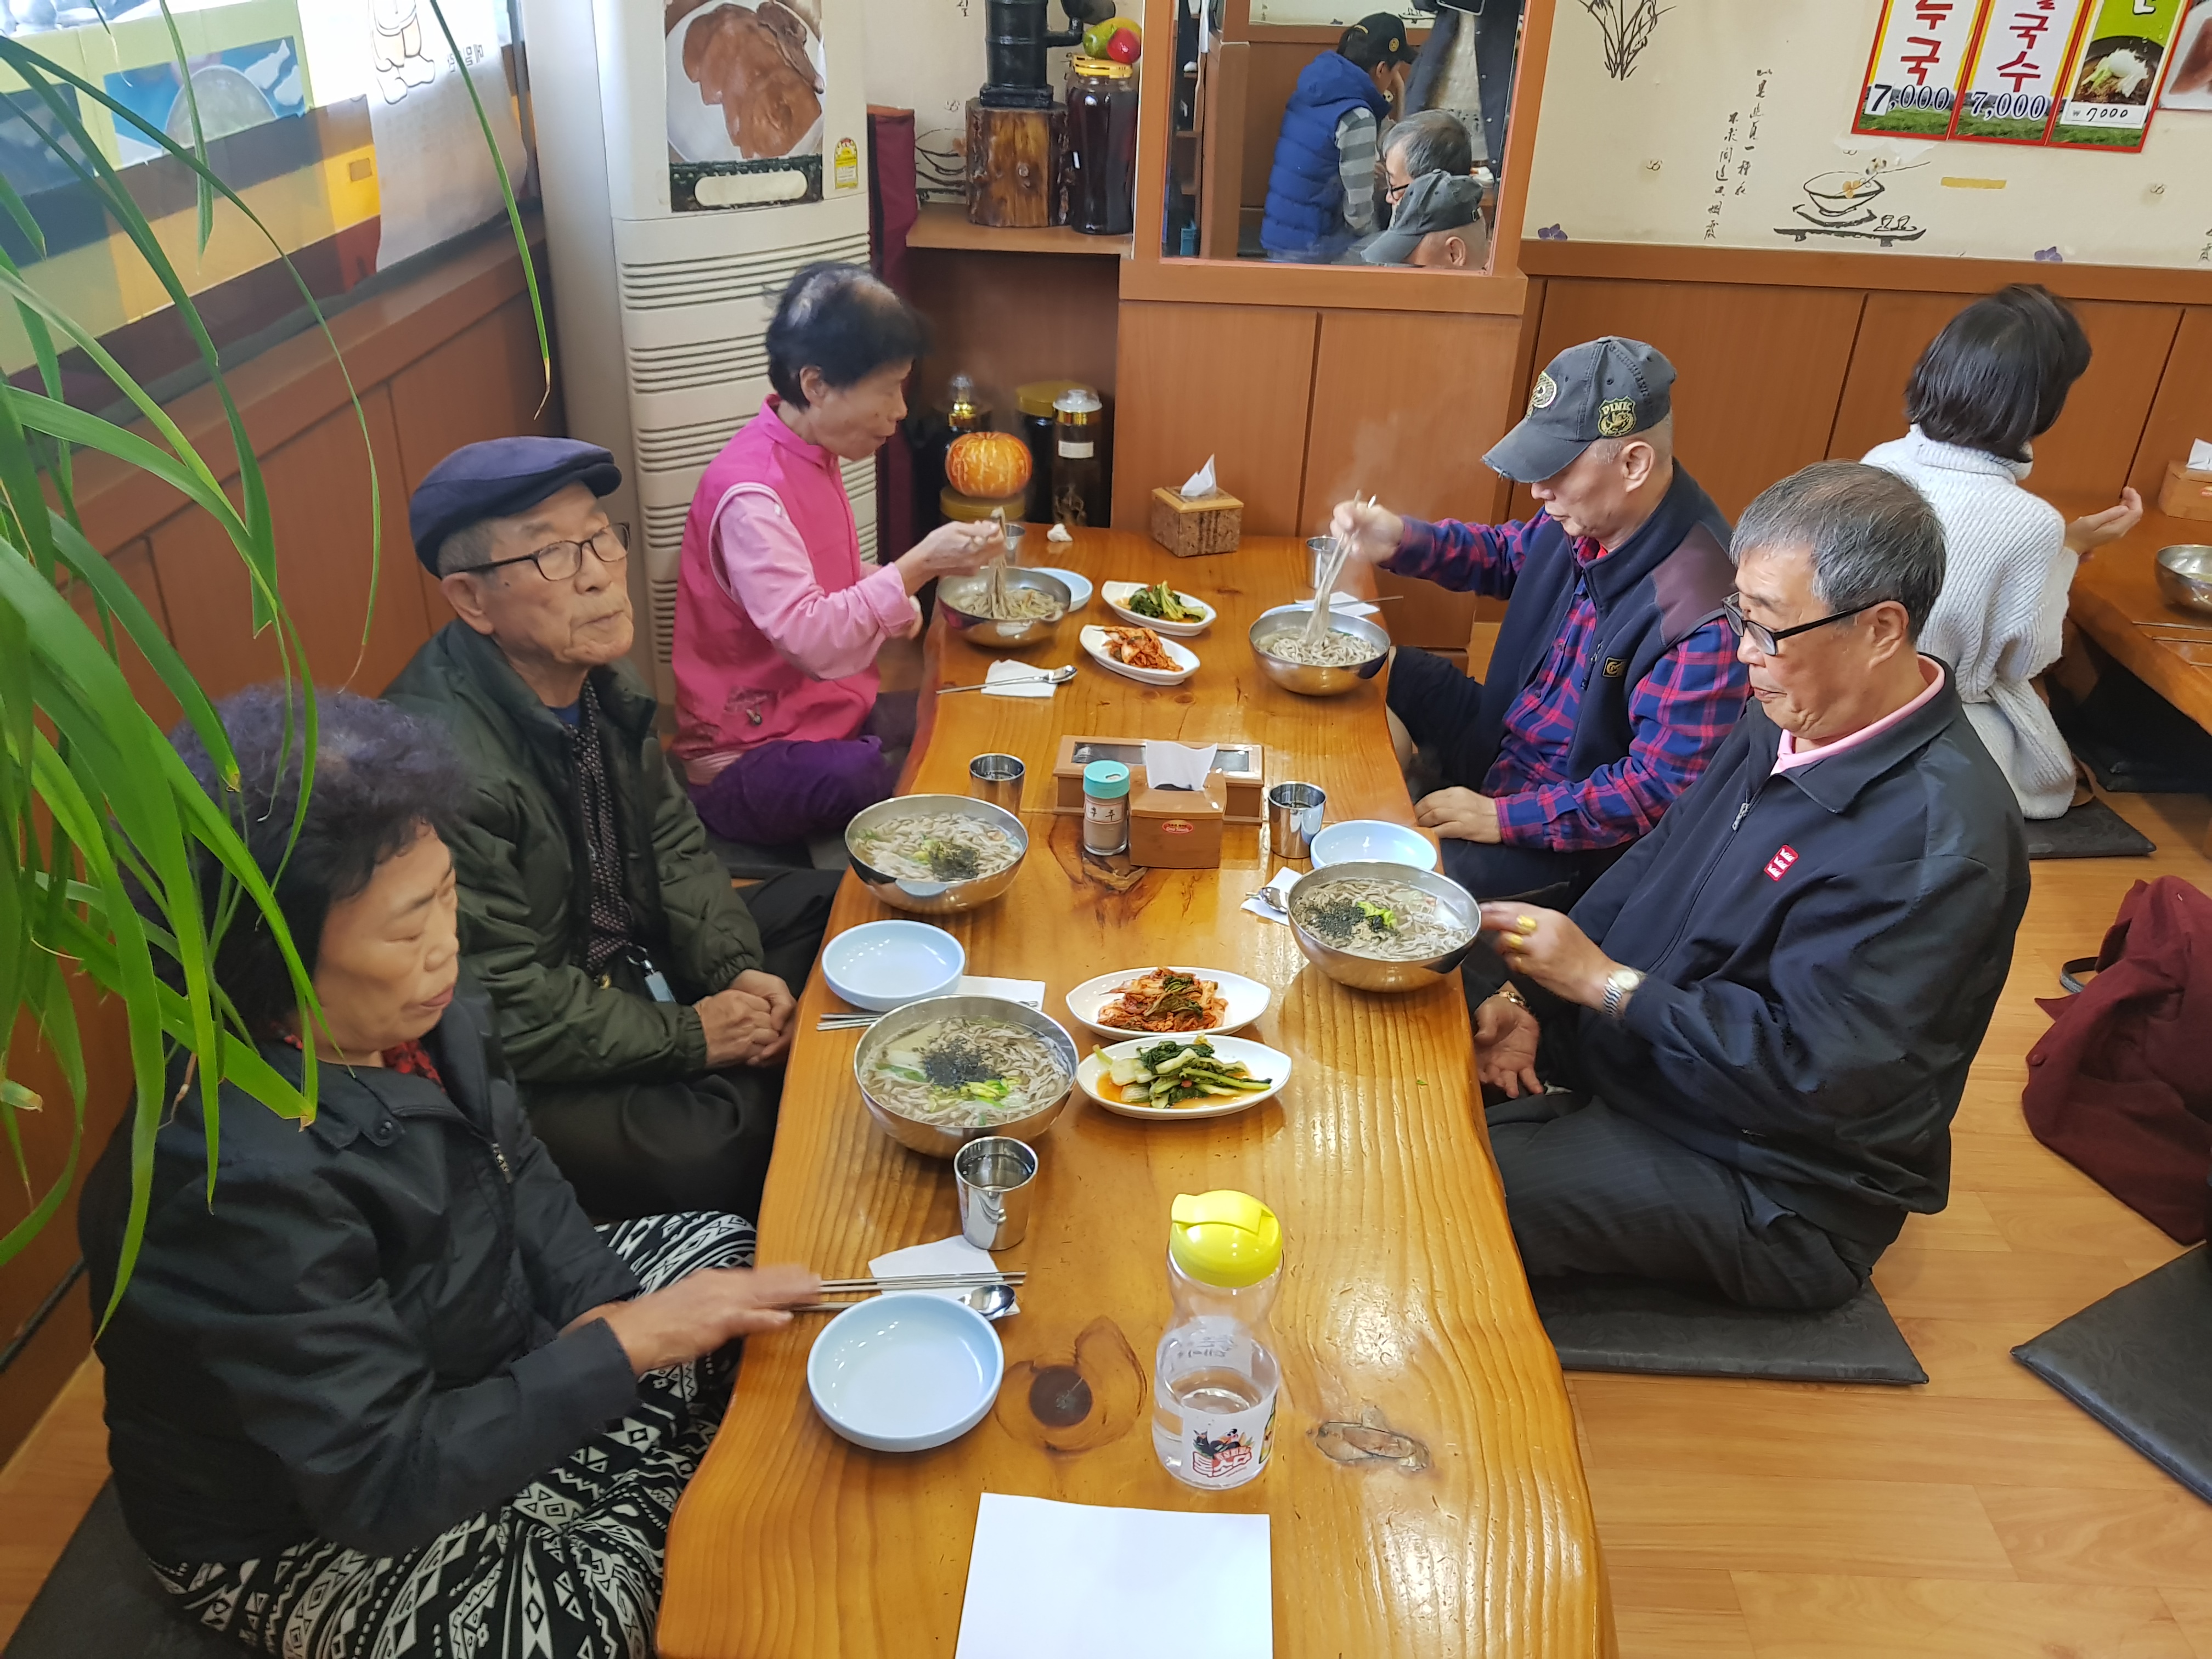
[2188, 438, 2212, 475]
[1047, 523, 1074, 543]
[1242, 866, 1301, 923]
[956, 975, 1045, 1008]
[1180, 454, 1219, 499]
[980, 661, 1064, 699]
[1288, 591, 1380, 618]
[953, 1494, 1272, 1659]
[1142, 741, 1216, 792]
[869, 1236, 1018, 1308]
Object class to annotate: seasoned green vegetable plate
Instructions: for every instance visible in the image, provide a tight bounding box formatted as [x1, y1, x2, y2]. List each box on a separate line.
[1076, 1034, 1293, 1121]
[1100, 580, 1216, 637]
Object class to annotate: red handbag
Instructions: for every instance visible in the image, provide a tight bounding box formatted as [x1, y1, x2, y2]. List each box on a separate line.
[2022, 876, 2212, 1243]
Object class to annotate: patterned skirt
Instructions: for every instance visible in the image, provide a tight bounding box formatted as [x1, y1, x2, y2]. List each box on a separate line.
[150, 1210, 755, 1659]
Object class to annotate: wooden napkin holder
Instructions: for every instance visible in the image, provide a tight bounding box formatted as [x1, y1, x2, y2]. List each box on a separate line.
[1130, 786, 1224, 868]
[1049, 735, 1265, 823]
[1150, 487, 1244, 557]
[2158, 460, 2212, 523]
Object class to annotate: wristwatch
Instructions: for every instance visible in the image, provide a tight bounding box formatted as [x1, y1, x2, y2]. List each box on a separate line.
[1600, 966, 1644, 1021]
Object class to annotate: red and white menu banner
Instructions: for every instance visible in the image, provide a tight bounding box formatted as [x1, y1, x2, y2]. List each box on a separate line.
[1948, 0, 2094, 142]
[1853, 0, 1989, 137]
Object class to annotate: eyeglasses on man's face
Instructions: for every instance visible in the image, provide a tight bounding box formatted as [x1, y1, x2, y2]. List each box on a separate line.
[1723, 591, 1889, 657]
[461, 522, 630, 583]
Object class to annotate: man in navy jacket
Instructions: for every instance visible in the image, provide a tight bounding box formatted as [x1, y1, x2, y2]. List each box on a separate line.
[1474, 462, 2030, 1309]
[1330, 337, 1747, 933]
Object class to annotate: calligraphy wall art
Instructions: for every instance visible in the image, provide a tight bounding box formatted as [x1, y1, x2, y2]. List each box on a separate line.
[1853, 0, 1985, 136]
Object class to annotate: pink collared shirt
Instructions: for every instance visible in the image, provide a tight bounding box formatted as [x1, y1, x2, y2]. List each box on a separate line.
[1772, 657, 1945, 775]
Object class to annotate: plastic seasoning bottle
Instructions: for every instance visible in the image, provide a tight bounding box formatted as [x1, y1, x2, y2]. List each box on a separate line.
[1081, 759, 1130, 856]
[1152, 1189, 1283, 1490]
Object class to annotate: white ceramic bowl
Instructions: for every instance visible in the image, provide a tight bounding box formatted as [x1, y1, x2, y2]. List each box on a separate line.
[1080, 625, 1200, 685]
[821, 921, 966, 1012]
[1077, 1033, 1293, 1121]
[1029, 566, 1092, 610]
[806, 1292, 1005, 1452]
[1064, 967, 1271, 1040]
[1310, 819, 1439, 872]
[1098, 580, 1216, 637]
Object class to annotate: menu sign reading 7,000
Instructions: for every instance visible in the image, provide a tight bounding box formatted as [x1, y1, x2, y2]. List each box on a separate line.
[1854, 0, 1985, 136]
[1948, 0, 2094, 143]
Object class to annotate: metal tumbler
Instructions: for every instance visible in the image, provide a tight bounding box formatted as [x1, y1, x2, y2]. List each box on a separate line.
[968, 753, 1025, 811]
[1267, 782, 1327, 861]
[955, 1136, 1039, 1251]
[1305, 535, 1331, 596]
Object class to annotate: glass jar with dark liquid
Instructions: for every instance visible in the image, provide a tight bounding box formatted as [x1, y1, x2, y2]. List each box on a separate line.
[1063, 55, 1137, 236]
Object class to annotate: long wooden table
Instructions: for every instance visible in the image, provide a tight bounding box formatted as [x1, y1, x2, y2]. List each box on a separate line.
[657, 529, 1609, 1658]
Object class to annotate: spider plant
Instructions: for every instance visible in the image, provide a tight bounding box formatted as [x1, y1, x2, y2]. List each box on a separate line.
[0, 0, 546, 1317]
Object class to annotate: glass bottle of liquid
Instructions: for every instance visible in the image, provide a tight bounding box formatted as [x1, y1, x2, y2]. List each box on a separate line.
[1152, 1189, 1283, 1491]
[1081, 759, 1130, 856]
[1064, 55, 1138, 236]
[1052, 387, 1104, 528]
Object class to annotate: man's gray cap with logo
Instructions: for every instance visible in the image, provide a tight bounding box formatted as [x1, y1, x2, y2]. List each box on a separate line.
[1483, 336, 1676, 484]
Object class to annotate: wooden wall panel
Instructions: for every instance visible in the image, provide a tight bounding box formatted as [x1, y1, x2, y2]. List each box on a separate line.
[1829, 291, 2180, 505]
[151, 386, 430, 701]
[65, 539, 178, 732]
[1299, 308, 1523, 649]
[2129, 305, 2212, 501]
[907, 249, 1121, 427]
[1524, 278, 1866, 521]
[1110, 300, 1319, 534]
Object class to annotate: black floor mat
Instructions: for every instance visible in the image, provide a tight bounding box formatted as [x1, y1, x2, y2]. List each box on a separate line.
[2, 1484, 232, 1658]
[2023, 797, 2157, 860]
[2049, 667, 2212, 795]
[2012, 1248, 2212, 1502]
[1532, 1274, 1927, 1384]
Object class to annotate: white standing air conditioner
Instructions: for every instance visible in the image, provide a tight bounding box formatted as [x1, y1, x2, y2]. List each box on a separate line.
[517, 0, 873, 704]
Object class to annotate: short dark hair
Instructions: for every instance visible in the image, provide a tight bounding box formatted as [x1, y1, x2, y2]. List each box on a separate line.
[169, 686, 469, 1036]
[1386, 109, 1472, 179]
[1733, 460, 1946, 640]
[1904, 284, 2090, 461]
[765, 263, 928, 408]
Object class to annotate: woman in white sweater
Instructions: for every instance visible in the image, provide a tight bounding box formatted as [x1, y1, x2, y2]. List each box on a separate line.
[1864, 285, 2141, 819]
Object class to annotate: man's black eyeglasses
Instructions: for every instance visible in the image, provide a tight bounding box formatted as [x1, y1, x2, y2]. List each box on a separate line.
[1723, 591, 1889, 656]
[458, 522, 630, 582]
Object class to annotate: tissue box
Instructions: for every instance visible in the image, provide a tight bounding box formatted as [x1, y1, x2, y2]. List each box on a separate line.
[1150, 487, 1243, 557]
[1130, 786, 1224, 868]
[1051, 736, 1266, 822]
[2158, 460, 2212, 523]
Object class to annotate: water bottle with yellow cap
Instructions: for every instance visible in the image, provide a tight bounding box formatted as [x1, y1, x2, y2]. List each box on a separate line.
[1150, 1189, 1283, 1488]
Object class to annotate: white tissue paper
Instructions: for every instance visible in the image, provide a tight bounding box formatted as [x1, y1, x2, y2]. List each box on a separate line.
[1047, 523, 1074, 543]
[955, 975, 1046, 1008]
[2189, 438, 2212, 475]
[1142, 741, 1216, 792]
[980, 662, 1064, 699]
[1291, 591, 1380, 618]
[1241, 866, 1301, 923]
[1179, 454, 1218, 499]
[870, 1235, 1019, 1311]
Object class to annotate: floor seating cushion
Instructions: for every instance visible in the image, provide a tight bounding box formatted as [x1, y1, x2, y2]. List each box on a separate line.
[1531, 1274, 1928, 1384]
[1, 1483, 230, 1658]
[2012, 1246, 2212, 1502]
[2022, 798, 2156, 861]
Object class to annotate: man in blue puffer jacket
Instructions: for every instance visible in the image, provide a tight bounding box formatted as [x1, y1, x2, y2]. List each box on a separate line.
[1260, 14, 1416, 262]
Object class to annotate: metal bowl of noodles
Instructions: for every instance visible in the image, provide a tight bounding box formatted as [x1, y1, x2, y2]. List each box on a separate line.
[853, 994, 1079, 1158]
[2154, 545, 2212, 618]
[1285, 860, 1481, 994]
[938, 568, 1071, 650]
[1248, 603, 1391, 697]
[847, 795, 1028, 916]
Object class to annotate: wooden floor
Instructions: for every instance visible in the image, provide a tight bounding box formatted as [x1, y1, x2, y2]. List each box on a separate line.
[1, 788, 2207, 1655]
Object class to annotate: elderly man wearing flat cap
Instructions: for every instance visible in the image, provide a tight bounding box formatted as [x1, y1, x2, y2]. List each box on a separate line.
[386, 437, 842, 1222]
[1362, 168, 1487, 268]
[1330, 337, 1747, 995]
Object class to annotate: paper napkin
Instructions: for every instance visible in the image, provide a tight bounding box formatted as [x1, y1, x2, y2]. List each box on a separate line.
[1179, 453, 1220, 499]
[870, 1234, 1019, 1307]
[1046, 522, 1073, 543]
[1241, 865, 1301, 922]
[980, 661, 1064, 699]
[2190, 438, 2212, 475]
[1290, 591, 1380, 618]
[955, 975, 1045, 1008]
[1142, 740, 1216, 791]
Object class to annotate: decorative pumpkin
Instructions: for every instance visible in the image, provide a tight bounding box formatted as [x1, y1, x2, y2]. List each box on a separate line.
[946, 431, 1032, 500]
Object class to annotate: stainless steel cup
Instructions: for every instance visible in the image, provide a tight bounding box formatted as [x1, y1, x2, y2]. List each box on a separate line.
[1305, 535, 1330, 595]
[1267, 782, 1327, 860]
[955, 1136, 1039, 1251]
[1001, 523, 1027, 567]
[968, 753, 1025, 811]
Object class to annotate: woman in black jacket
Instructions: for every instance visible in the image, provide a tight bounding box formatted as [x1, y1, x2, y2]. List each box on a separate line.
[80, 685, 819, 1657]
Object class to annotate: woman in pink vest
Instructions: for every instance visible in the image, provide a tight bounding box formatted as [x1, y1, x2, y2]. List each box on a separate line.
[674, 264, 998, 847]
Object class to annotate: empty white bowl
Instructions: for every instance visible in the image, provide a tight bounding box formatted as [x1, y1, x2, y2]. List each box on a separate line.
[821, 921, 966, 1012]
[1029, 566, 1092, 610]
[1310, 819, 1438, 871]
[807, 1292, 1005, 1452]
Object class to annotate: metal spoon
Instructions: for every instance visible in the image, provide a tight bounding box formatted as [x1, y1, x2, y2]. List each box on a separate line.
[1245, 884, 1290, 916]
[937, 665, 1077, 694]
[792, 1284, 1018, 1320]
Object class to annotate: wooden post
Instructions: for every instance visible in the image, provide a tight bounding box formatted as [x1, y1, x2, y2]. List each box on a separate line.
[966, 100, 1061, 229]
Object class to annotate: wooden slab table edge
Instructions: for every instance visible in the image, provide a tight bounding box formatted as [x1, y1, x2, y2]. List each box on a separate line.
[656, 528, 1612, 1658]
[2064, 507, 2212, 855]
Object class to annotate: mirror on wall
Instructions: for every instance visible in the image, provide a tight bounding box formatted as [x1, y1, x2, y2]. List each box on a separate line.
[1161, 0, 1525, 270]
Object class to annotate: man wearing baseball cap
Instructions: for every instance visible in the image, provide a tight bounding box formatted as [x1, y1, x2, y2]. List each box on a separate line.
[386, 436, 841, 1223]
[1260, 12, 1418, 263]
[1330, 337, 1746, 989]
[1361, 167, 1487, 267]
